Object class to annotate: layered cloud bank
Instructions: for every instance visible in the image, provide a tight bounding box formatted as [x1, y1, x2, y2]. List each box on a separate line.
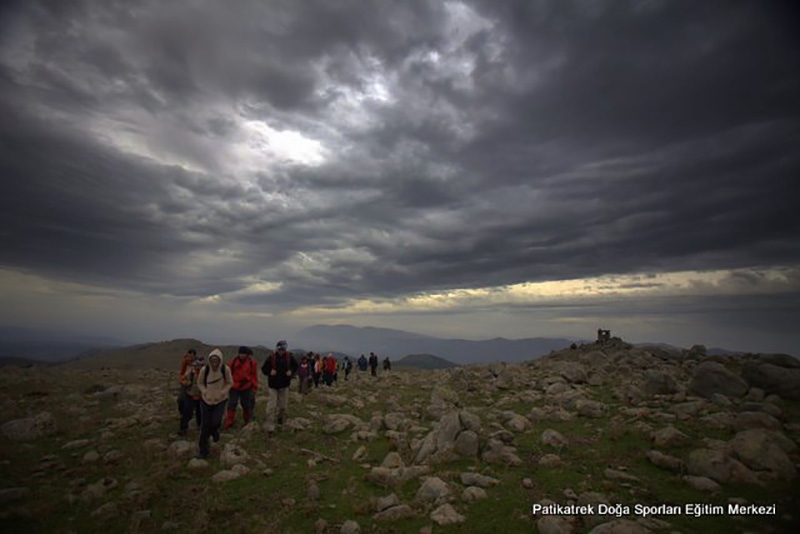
[0, 1, 798, 350]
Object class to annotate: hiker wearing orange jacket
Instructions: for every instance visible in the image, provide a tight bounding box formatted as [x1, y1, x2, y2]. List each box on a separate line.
[223, 346, 259, 429]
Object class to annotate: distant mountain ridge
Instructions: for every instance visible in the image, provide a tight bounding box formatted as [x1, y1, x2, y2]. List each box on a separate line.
[297, 324, 580, 364]
[394, 353, 458, 370]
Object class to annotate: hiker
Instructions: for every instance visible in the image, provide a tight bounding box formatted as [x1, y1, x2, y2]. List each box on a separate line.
[297, 355, 311, 395]
[369, 352, 379, 377]
[358, 354, 368, 372]
[323, 352, 336, 386]
[197, 349, 232, 459]
[343, 356, 353, 380]
[178, 356, 204, 436]
[383, 356, 391, 372]
[177, 349, 197, 413]
[223, 346, 259, 429]
[262, 340, 298, 435]
[313, 353, 323, 388]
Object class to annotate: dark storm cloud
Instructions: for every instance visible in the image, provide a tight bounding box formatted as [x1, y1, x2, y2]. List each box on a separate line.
[0, 0, 798, 312]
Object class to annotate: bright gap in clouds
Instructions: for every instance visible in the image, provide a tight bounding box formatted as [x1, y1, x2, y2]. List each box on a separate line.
[289, 267, 800, 316]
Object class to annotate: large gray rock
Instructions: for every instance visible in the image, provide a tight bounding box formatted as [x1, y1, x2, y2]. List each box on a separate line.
[541, 429, 568, 448]
[481, 438, 522, 466]
[733, 412, 783, 432]
[373, 504, 414, 521]
[688, 361, 748, 399]
[741, 361, 800, 400]
[1, 412, 57, 441]
[413, 410, 481, 464]
[460, 472, 499, 487]
[453, 430, 479, 457]
[211, 470, 241, 483]
[340, 520, 361, 534]
[415, 477, 450, 503]
[537, 515, 574, 534]
[686, 449, 760, 484]
[682, 475, 721, 492]
[651, 426, 690, 448]
[430, 504, 466, 525]
[646, 450, 683, 472]
[575, 399, 608, 418]
[588, 519, 651, 533]
[730, 429, 796, 480]
[643, 370, 679, 395]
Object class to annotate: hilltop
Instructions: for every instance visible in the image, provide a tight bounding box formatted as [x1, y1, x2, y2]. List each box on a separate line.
[394, 353, 459, 370]
[1, 337, 799, 533]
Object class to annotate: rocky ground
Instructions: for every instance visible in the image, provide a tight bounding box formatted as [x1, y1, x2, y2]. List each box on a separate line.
[1, 339, 799, 533]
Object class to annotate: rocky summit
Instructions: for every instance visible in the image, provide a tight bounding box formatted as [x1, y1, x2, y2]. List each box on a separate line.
[0, 338, 798, 533]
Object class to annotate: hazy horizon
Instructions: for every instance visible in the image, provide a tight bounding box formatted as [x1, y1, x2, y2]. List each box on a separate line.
[1, 1, 798, 356]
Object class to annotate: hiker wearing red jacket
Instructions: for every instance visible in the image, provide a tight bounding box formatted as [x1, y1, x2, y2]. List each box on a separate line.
[323, 353, 337, 386]
[223, 346, 259, 429]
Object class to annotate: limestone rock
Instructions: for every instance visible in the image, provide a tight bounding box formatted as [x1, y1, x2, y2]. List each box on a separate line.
[481, 438, 522, 466]
[430, 503, 465, 526]
[340, 520, 361, 534]
[688, 361, 748, 399]
[211, 470, 241, 483]
[730, 429, 796, 480]
[460, 472, 500, 487]
[462, 486, 487, 501]
[575, 399, 608, 418]
[376, 493, 401, 512]
[646, 450, 683, 472]
[373, 504, 415, 521]
[541, 429, 568, 448]
[220, 443, 250, 468]
[651, 426, 689, 448]
[588, 519, 651, 533]
[62, 439, 90, 451]
[187, 458, 209, 471]
[1, 412, 57, 441]
[643, 370, 679, 395]
[686, 449, 760, 485]
[733, 412, 782, 432]
[381, 452, 405, 469]
[682, 475, 721, 492]
[415, 477, 450, 503]
[168, 440, 193, 458]
[352, 446, 367, 462]
[537, 515, 574, 534]
[741, 361, 800, 400]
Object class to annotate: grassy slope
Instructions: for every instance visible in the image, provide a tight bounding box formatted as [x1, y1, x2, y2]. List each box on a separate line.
[0, 367, 798, 533]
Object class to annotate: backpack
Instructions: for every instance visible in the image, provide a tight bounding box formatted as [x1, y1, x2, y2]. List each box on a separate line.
[203, 364, 228, 387]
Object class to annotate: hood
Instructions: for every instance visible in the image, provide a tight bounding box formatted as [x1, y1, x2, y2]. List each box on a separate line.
[208, 348, 225, 364]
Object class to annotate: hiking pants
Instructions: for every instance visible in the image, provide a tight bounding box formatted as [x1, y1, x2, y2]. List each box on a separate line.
[323, 371, 333, 386]
[371, 366, 377, 377]
[179, 396, 201, 432]
[199, 400, 226, 457]
[224, 388, 255, 428]
[264, 387, 288, 432]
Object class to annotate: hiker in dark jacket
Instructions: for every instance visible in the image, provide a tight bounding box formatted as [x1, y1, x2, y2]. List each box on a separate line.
[262, 340, 298, 435]
[369, 352, 379, 377]
[343, 356, 353, 380]
[383, 356, 391, 372]
[358, 354, 368, 371]
[178, 357, 204, 436]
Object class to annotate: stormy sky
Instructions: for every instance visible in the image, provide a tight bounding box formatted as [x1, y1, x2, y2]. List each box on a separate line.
[1, 0, 799, 353]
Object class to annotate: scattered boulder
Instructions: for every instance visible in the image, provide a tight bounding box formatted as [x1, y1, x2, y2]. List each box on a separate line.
[373, 504, 415, 521]
[415, 477, 450, 503]
[742, 361, 800, 399]
[187, 458, 209, 471]
[537, 515, 574, 534]
[168, 441, 193, 458]
[220, 443, 250, 468]
[340, 520, 360, 534]
[62, 439, 90, 451]
[733, 412, 783, 432]
[211, 470, 241, 483]
[381, 452, 405, 469]
[686, 449, 760, 484]
[688, 361, 748, 399]
[646, 450, 683, 472]
[541, 429, 568, 448]
[575, 399, 608, 418]
[730, 429, 796, 480]
[460, 472, 500, 487]
[682, 475, 721, 492]
[1, 412, 57, 441]
[643, 370, 679, 395]
[376, 493, 401, 512]
[481, 438, 522, 466]
[430, 504, 465, 526]
[651, 426, 690, 448]
[462, 486, 487, 502]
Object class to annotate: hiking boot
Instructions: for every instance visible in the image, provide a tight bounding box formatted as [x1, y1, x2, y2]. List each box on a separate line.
[212, 430, 220, 443]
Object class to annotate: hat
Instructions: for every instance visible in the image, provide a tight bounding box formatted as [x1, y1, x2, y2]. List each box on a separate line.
[209, 348, 223, 361]
[276, 340, 288, 350]
[238, 346, 250, 355]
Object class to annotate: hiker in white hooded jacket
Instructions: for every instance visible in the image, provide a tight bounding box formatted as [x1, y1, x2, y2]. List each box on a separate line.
[196, 348, 232, 458]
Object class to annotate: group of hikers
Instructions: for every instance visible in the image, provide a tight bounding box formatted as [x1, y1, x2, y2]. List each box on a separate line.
[176, 342, 392, 459]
